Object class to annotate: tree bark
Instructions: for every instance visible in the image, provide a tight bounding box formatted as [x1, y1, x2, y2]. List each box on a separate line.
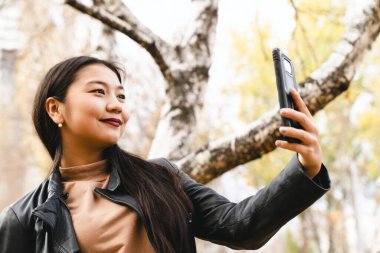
[93, 0, 118, 61]
[66, 0, 380, 183]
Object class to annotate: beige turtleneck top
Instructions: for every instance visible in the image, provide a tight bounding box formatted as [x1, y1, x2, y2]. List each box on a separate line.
[59, 160, 155, 253]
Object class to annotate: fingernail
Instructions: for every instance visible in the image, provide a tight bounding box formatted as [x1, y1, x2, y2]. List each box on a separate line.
[279, 127, 286, 133]
[275, 140, 284, 146]
[280, 108, 289, 114]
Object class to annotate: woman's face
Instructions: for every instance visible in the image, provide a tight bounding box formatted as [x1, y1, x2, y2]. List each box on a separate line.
[59, 64, 129, 150]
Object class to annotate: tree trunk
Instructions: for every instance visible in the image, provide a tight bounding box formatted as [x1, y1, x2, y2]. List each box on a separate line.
[93, 0, 117, 61]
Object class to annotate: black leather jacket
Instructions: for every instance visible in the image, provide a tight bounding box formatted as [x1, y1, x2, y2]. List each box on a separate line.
[0, 155, 330, 253]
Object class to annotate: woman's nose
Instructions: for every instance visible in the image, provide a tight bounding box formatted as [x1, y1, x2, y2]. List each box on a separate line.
[106, 96, 123, 113]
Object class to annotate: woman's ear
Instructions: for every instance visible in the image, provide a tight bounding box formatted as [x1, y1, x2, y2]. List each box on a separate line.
[45, 97, 64, 125]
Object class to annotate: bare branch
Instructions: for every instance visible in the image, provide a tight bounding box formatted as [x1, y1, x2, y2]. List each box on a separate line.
[65, 0, 175, 84]
[180, 0, 218, 54]
[177, 109, 281, 183]
[177, 0, 380, 183]
[148, 0, 219, 160]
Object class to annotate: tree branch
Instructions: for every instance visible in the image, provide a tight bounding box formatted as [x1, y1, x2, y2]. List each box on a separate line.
[180, 0, 218, 55]
[177, 0, 380, 183]
[148, 0, 219, 160]
[65, 0, 175, 85]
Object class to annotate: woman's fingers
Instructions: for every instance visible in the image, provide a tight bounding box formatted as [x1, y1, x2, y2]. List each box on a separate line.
[280, 108, 318, 135]
[279, 126, 317, 145]
[275, 140, 305, 154]
[280, 88, 318, 134]
[289, 88, 312, 118]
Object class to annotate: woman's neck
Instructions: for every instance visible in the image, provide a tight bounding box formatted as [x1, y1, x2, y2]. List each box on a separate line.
[60, 147, 104, 168]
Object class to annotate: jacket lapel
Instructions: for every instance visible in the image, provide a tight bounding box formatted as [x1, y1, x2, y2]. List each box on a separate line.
[32, 168, 81, 253]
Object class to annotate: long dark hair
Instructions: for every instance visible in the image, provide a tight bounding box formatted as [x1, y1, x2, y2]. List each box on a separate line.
[32, 56, 193, 253]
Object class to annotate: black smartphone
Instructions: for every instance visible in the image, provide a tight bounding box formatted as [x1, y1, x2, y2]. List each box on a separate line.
[272, 48, 302, 143]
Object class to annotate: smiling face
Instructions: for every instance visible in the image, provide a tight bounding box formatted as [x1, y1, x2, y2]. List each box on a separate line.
[58, 64, 129, 151]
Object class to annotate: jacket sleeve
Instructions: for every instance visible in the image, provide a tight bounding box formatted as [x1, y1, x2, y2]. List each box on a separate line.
[0, 206, 33, 253]
[166, 155, 330, 250]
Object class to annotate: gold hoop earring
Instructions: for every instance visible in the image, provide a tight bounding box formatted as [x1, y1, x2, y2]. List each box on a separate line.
[58, 123, 63, 128]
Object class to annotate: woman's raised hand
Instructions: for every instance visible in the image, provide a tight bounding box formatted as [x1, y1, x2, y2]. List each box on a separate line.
[275, 88, 323, 178]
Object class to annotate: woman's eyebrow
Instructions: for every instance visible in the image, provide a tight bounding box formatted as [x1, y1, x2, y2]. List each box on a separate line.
[86, 80, 124, 90]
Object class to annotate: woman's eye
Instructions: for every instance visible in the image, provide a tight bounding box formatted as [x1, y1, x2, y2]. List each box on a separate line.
[91, 89, 105, 95]
[118, 94, 126, 100]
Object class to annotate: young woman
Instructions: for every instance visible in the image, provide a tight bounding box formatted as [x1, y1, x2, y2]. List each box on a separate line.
[0, 56, 330, 253]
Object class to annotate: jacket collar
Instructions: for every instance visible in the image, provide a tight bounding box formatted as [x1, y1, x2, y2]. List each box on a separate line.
[32, 163, 121, 253]
[32, 162, 122, 227]
[46, 162, 121, 197]
[32, 167, 66, 229]
[34, 163, 122, 220]
[47, 167, 64, 198]
[106, 165, 121, 191]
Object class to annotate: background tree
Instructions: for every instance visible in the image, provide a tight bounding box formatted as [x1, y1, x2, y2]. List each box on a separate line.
[1, 0, 380, 252]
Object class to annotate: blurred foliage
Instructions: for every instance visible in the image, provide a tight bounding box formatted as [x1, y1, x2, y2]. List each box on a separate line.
[355, 41, 380, 181]
[285, 230, 300, 253]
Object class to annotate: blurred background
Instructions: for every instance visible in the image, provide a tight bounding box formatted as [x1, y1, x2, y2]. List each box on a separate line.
[0, 0, 379, 252]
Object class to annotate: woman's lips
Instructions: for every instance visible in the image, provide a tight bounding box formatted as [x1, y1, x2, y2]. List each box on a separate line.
[100, 118, 122, 127]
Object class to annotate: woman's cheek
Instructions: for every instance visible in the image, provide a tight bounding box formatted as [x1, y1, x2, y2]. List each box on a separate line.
[122, 108, 130, 124]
